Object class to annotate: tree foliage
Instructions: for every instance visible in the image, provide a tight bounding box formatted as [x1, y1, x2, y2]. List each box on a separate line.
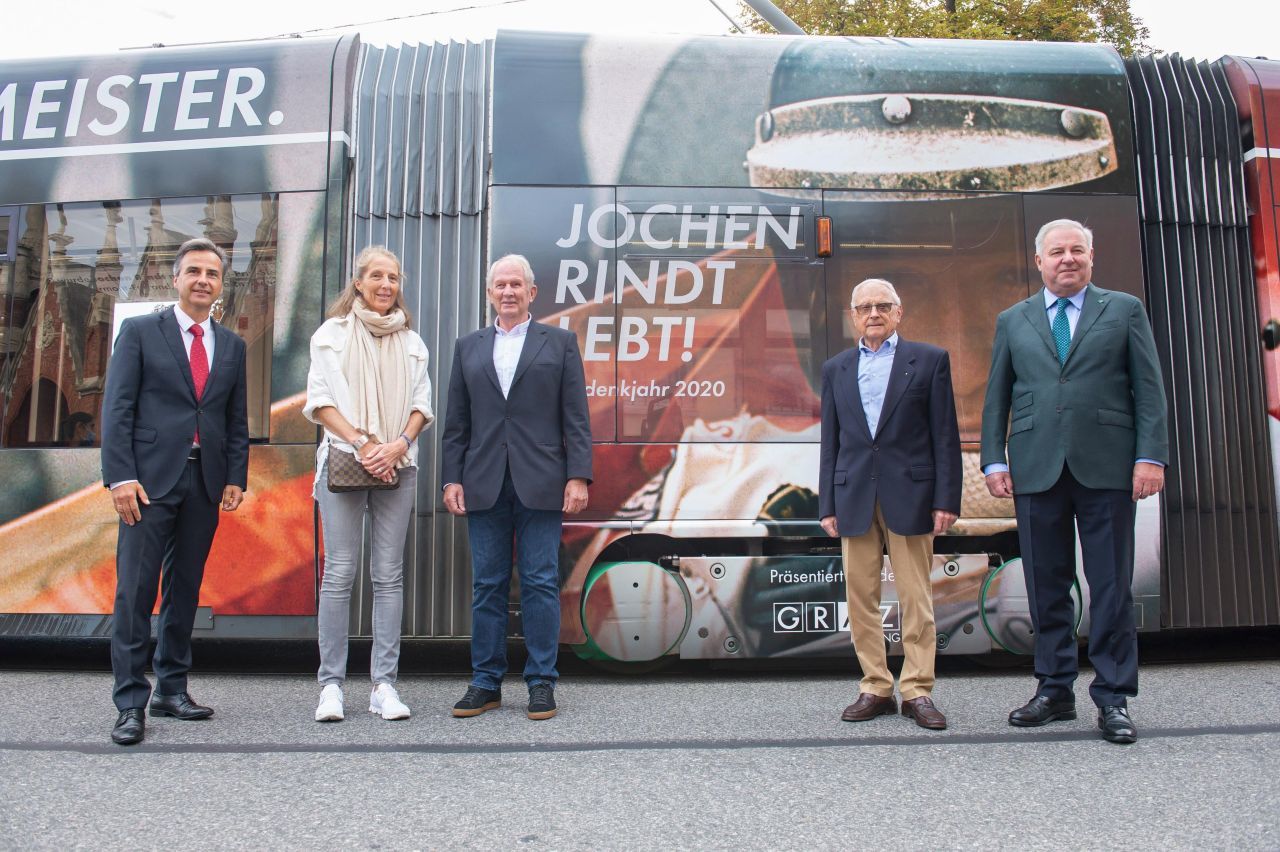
[737, 0, 1153, 56]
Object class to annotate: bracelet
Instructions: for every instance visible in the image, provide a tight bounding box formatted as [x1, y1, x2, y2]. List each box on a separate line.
[351, 434, 369, 450]
[400, 433, 413, 449]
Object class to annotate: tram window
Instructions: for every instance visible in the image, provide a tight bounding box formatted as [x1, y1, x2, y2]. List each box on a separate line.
[0, 195, 281, 448]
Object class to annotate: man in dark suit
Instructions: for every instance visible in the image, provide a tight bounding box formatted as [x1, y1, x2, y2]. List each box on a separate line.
[819, 278, 961, 730]
[442, 253, 592, 721]
[981, 218, 1168, 744]
[101, 238, 249, 746]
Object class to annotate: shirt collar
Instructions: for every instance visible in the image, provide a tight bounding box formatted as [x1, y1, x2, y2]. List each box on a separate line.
[1043, 287, 1088, 311]
[174, 304, 211, 335]
[495, 314, 532, 337]
[859, 332, 898, 356]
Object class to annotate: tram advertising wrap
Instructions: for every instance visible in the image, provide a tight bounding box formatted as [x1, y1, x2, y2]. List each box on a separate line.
[490, 31, 1159, 660]
[0, 38, 357, 634]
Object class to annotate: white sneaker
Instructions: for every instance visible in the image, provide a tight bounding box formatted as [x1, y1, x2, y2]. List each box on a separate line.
[370, 683, 410, 720]
[315, 684, 344, 722]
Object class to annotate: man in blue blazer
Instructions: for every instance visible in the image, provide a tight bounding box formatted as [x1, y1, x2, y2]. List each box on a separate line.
[819, 278, 961, 730]
[443, 254, 592, 721]
[981, 219, 1168, 744]
[101, 238, 249, 746]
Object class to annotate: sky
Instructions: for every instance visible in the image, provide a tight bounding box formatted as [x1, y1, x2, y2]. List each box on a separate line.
[6, 0, 1274, 62]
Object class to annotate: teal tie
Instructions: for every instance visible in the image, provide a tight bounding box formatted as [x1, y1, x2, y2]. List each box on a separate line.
[1052, 297, 1071, 364]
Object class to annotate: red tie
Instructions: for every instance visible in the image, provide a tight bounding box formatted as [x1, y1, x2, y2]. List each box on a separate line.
[190, 324, 208, 444]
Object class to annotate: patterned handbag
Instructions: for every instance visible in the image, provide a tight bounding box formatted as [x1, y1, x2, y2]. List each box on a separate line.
[326, 445, 399, 492]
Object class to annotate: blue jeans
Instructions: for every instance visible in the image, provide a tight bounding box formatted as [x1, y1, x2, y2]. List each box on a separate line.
[467, 470, 562, 691]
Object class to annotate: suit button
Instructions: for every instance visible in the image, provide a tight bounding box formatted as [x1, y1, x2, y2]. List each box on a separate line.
[872, 445, 879, 452]
[1056, 406, 1062, 413]
[1059, 377, 1067, 384]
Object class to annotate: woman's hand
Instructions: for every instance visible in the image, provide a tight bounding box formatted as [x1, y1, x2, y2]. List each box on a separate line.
[361, 438, 405, 482]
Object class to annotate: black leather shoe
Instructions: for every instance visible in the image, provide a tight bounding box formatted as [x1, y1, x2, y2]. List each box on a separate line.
[1098, 705, 1137, 744]
[452, 685, 501, 718]
[149, 692, 214, 720]
[527, 683, 557, 720]
[1008, 695, 1077, 727]
[111, 709, 145, 745]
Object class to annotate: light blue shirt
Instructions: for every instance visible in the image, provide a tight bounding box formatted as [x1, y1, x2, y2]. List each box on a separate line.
[858, 332, 898, 436]
[1044, 286, 1086, 337]
[983, 287, 1162, 476]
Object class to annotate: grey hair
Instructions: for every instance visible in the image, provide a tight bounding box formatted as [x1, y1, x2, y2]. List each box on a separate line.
[1035, 219, 1093, 256]
[487, 253, 535, 288]
[850, 278, 901, 309]
[172, 237, 229, 277]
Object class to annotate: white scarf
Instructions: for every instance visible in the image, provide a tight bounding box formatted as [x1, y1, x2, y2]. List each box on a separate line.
[342, 299, 414, 468]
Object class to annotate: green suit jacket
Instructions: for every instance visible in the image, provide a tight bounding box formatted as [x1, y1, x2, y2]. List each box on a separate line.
[980, 284, 1169, 494]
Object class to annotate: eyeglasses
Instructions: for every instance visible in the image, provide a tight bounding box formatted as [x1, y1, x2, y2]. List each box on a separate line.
[852, 302, 898, 316]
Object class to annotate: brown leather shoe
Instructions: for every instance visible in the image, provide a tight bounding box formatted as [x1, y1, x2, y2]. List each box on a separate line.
[902, 696, 947, 730]
[840, 693, 897, 722]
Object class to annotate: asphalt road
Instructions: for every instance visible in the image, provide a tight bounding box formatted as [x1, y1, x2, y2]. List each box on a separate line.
[1, 657, 1278, 850]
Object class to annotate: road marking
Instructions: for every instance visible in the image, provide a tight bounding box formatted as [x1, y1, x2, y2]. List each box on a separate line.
[3, 723, 1279, 755]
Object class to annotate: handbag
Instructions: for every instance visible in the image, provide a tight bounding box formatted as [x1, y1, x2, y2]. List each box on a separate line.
[326, 444, 400, 492]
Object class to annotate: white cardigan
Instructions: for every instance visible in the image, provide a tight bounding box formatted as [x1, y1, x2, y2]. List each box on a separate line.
[303, 315, 435, 494]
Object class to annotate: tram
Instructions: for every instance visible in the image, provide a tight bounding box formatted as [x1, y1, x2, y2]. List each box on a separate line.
[0, 29, 1276, 661]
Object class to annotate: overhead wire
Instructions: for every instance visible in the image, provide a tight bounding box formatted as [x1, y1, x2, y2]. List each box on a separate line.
[704, 0, 746, 33]
[261, 0, 533, 39]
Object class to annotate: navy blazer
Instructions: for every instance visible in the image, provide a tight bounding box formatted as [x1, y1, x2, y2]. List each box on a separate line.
[818, 338, 962, 537]
[100, 308, 250, 503]
[442, 320, 592, 512]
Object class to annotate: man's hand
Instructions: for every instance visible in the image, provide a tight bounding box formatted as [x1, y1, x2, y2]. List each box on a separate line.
[1132, 461, 1165, 502]
[932, 509, 958, 536]
[563, 478, 589, 514]
[444, 483, 466, 516]
[820, 515, 839, 538]
[221, 485, 244, 512]
[985, 471, 1014, 498]
[111, 482, 149, 526]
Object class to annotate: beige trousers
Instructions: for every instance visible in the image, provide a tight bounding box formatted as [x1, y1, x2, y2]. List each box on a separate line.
[841, 503, 936, 701]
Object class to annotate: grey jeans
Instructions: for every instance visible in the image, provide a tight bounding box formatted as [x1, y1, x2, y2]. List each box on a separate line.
[315, 464, 418, 686]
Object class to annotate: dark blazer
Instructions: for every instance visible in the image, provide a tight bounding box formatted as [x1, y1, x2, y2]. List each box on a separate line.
[100, 308, 249, 502]
[819, 338, 962, 537]
[980, 284, 1168, 494]
[442, 320, 592, 512]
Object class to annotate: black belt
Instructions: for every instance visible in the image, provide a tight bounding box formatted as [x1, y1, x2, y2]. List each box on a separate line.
[188, 447, 202, 461]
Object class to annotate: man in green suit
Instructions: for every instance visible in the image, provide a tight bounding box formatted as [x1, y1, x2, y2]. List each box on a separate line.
[980, 219, 1168, 744]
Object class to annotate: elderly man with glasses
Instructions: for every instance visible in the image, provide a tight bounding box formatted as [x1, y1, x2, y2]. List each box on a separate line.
[819, 278, 962, 730]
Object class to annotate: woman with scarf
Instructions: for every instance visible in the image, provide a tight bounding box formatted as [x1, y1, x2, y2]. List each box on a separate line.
[303, 247, 434, 722]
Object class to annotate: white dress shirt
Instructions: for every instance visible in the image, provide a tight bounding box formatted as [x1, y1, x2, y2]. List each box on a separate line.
[173, 304, 216, 372]
[493, 314, 531, 398]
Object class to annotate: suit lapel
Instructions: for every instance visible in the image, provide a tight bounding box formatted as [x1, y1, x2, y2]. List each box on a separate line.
[838, 348, 872, 441]
[510, 321, 550, 391]
[874, 340, 915, 438]
[160, 309, 198, 400]
[477, 326, 502, 395]
[1064, 284, 1109, 364]
[1019, 294, 1059, 363]
[205, 321, 235, 395]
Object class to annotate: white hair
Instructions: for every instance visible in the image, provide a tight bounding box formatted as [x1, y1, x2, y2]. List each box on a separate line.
[850, 278, 901, 309]
[1035, 219, 1093, 256]
[487, 253, 535, 288]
